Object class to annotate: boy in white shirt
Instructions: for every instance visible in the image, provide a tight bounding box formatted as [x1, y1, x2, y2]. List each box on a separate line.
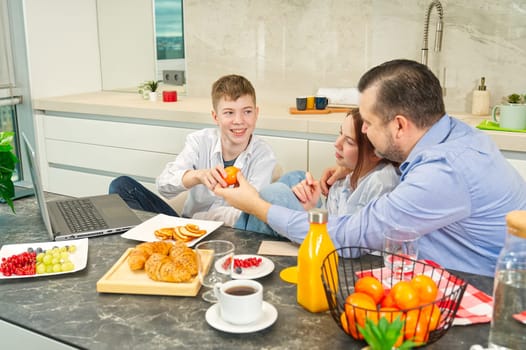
[109, 74, 276, 226]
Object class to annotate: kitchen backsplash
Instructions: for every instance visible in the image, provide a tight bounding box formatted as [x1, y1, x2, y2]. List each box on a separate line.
[183, 0, 526, 113]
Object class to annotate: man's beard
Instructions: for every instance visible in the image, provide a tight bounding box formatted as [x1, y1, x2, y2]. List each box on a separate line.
[374, 133, 405, 163]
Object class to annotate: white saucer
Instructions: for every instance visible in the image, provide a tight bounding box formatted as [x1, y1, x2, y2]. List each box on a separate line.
[215, 255, 275, 280]
[205, 301, 278, 333]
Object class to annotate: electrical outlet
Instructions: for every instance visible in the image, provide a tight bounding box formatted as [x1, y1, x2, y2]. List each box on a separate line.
[163, 70, 185, 86]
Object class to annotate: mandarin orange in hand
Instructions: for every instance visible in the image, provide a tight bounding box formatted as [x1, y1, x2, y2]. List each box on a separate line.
[223, 166, 240, 186]
[410, 274, 438, 304]
[355, 276, 385, 304]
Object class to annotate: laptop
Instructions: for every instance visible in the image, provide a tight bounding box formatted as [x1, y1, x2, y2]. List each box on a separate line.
[22, 133, 142, 241]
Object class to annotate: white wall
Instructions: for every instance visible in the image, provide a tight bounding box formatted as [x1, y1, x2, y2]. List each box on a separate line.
[23, 0, 101, 99]
[22, 0, 526, 112]
[96, 0, 156, 90]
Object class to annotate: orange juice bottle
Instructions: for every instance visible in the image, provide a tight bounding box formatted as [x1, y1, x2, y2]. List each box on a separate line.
[297, 208, 338, 312]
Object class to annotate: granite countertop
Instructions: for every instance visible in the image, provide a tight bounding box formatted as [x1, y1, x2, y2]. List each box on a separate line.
[1, 194, 493, 349]
[32, 91, 526, 152]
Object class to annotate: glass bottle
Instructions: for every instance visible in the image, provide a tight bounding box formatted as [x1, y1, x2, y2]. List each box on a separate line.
[488, 210, 526, 349]
[297, 208, 338, 312]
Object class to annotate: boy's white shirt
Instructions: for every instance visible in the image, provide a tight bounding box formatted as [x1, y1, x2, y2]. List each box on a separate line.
[156, 128, 276, 226]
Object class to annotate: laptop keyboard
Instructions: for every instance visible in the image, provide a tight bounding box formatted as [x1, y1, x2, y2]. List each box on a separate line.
[56, 199, 109, 233]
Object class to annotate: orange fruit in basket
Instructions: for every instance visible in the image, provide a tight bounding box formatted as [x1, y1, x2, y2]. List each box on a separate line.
[379, 307, 405, 347]
[223, 166, 240, 186]
[341, 310, 362, 339]
[404, 309, 430, 343]
[410, 275, 438, 304]
[380, 291, 396, 308]
[344, 292, 377, 338]
[379, 307, 404, 323]
[355, 276, 385, 304]
[391, 281, 420, 310]
[422, 304, 441, 331]
[340, 311, 361, 339]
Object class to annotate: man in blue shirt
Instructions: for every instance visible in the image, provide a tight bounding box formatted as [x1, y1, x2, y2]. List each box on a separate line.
[215, 59, 526, 276]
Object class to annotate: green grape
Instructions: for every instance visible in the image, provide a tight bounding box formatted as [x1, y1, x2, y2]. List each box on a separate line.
[45, 264, 54, 273]
[59, 246, 67, 253]
[52, 264, 62, 273]
[62, 262, 75, 272]
[36, 253, 45, 263]
[60, 252, 69, 261]
[36, 263, 46, 274]
[51, 257, 59, 265]
[42, 254, 52, 265]
[68, 245, 77, 253]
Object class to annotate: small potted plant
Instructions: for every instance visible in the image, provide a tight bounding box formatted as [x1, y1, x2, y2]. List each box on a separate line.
[358, 316, 420, 350]
[507, 93, 522, 104]
[138, 80, 161, 101]
[0, 131, 19, 213]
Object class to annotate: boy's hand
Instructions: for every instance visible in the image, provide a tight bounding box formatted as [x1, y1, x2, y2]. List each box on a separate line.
[213, 172, 271, 222]
[186, 166, 227, 191]
[292, 172, 321, 211]
[320, 165, 351, 196]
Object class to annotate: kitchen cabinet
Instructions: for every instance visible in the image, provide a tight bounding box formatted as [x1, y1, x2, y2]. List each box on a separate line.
[308, 140, 336, 179]
[502, 150, 526, 180]
[35, 113, 332, 197]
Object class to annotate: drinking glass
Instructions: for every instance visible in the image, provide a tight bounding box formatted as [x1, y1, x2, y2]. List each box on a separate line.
[383, 229, 420, 274]
[195, 240, 235, 303]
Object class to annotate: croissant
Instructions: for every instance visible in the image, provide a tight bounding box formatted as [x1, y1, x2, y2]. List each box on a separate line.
[128, 240, 198, 283]
[127, 241, 174, 270]
[145, 253, 193, 282]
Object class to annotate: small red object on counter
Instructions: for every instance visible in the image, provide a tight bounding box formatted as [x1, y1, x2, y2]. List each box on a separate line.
[163, 90, 177, 102]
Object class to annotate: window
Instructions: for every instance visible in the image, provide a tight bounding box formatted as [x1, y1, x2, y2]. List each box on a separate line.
[0, 0, 33, 188]
[154, 0, 186, 79]
[0, 0, 20, 182]
[155, 0, 184, 60]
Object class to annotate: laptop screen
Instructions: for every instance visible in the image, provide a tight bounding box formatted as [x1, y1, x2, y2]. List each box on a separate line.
[22, 133, 55, 240]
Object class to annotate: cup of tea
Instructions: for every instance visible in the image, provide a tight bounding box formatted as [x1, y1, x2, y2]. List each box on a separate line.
[213, 279, 263, 325]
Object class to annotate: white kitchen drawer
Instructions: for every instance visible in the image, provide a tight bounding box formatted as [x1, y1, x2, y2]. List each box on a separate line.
[43, 115, 191, 154]
[45, 139, 174, 179]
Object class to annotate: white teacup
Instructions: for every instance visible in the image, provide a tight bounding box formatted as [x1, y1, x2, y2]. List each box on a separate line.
[214, 279, 263, 325]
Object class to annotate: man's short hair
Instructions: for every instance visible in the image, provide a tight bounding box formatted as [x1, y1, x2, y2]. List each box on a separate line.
[358, 59, 445, 128]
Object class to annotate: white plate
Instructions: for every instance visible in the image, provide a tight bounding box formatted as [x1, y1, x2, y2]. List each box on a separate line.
[216, 254, 275, 280]
[206, 301, 278, 333]
[121, 214, 223, 247]
[0, 238, 89, 279]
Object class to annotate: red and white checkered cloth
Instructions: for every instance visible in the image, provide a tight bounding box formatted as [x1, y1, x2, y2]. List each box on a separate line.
[513, 311, 526, 324]
[356, 260, 493, 326]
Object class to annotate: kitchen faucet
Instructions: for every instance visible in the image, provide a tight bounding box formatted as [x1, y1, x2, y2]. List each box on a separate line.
[421, 0, 444, 66]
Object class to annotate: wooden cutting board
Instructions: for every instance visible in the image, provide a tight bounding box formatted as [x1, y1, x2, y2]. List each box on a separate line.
[96, 248, 212, 296]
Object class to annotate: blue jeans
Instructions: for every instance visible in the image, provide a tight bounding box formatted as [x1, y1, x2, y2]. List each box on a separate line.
[234, 170, 320, 236]
[108, 176, 179, 216]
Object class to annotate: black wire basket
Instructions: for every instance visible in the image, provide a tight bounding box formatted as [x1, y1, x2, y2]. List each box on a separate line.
[320, 247, 468, 346]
